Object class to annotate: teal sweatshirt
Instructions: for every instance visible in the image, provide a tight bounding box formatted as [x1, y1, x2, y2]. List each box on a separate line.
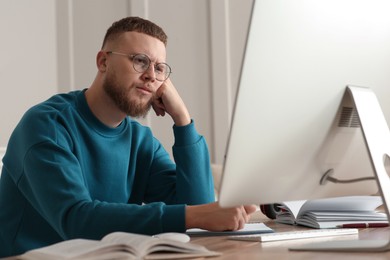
[0, 90, 214, 257]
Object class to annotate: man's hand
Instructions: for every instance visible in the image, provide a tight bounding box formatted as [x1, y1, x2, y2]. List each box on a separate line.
[185, 202, 258, 231]
[152, 79, 191, 126]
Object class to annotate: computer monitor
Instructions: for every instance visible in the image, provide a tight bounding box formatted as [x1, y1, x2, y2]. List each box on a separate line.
[218, 0, 390, 251]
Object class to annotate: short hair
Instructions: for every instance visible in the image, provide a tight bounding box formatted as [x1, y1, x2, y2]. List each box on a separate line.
[101, 16, 168, 49]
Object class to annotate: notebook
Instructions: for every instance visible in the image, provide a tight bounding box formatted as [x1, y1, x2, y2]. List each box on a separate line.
[186, 222, 273, 236]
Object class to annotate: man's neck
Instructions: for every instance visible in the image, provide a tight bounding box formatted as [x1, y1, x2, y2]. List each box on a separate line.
[84, 84, 126, 128]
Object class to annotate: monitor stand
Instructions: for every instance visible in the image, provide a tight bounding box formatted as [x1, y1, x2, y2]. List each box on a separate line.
[290, 85, 390, 252]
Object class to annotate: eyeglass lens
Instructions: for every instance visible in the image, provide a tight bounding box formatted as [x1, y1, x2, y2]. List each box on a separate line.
[132, 54, 171, 81]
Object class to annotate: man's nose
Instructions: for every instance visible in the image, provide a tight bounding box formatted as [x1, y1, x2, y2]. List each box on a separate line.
[141, 65, 156, 82]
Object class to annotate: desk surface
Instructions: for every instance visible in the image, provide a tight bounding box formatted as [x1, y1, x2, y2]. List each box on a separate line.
[4, 212, 390, 259]
[191, 212, 390, 260]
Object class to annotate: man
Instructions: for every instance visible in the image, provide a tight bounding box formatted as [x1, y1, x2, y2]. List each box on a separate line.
[0, 16, 256, 257]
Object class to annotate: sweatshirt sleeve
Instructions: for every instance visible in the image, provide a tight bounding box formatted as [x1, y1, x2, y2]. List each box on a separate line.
[144, 120, 215, 205]
[19, 141, 186, 240]
[173, 120, 215, 204]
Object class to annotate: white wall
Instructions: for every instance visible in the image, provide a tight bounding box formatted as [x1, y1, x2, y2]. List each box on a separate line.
[0, 0, 253, 164]
[0, 0, 58, 147]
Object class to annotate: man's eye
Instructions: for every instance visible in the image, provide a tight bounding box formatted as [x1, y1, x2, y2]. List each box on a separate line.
[133, 56, 149, 67]
[155, 64, 166, 73]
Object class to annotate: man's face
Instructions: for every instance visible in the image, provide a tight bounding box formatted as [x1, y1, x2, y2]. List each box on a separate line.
[102, 31, 167, 118]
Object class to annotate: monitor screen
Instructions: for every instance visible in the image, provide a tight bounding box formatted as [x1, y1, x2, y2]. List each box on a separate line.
[218, 0, 390, 207]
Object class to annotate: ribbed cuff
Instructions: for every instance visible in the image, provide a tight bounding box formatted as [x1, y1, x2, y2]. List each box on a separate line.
[162, 204, 186, 232]
[173, 119, 200, 146]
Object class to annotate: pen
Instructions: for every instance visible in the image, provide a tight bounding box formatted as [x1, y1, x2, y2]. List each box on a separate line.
[337, 223, 389, 228]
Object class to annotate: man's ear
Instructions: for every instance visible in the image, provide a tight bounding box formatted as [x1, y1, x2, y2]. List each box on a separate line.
[96, 51, 107, 72]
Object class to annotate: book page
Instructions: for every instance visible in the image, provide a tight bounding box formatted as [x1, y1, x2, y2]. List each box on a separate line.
[275, 200, 306, 224]
[22, 232, 216, 260]
[298, 196, 383, 217]
[102, 232, 152, 254]
[102, 232, 213, 257]
[20, 239, 125, 260]
[279, 200, 307, 219]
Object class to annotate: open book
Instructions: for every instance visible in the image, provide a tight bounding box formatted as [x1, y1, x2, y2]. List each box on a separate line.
[275, 196, 388, 229]
[19, 232, 221, 260]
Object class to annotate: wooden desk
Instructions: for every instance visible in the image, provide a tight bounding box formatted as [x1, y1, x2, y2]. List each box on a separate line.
[4, 212, 389, 259]
[191, 213, 390, 259]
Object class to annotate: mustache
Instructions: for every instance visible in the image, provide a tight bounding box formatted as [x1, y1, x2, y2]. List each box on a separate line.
[136, 84, 152, 92]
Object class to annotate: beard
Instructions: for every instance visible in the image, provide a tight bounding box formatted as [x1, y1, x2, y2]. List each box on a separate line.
[103, 72, 154, 118]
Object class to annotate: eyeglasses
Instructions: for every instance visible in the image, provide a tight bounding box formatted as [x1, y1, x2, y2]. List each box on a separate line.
[106, 51, 172, 81]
